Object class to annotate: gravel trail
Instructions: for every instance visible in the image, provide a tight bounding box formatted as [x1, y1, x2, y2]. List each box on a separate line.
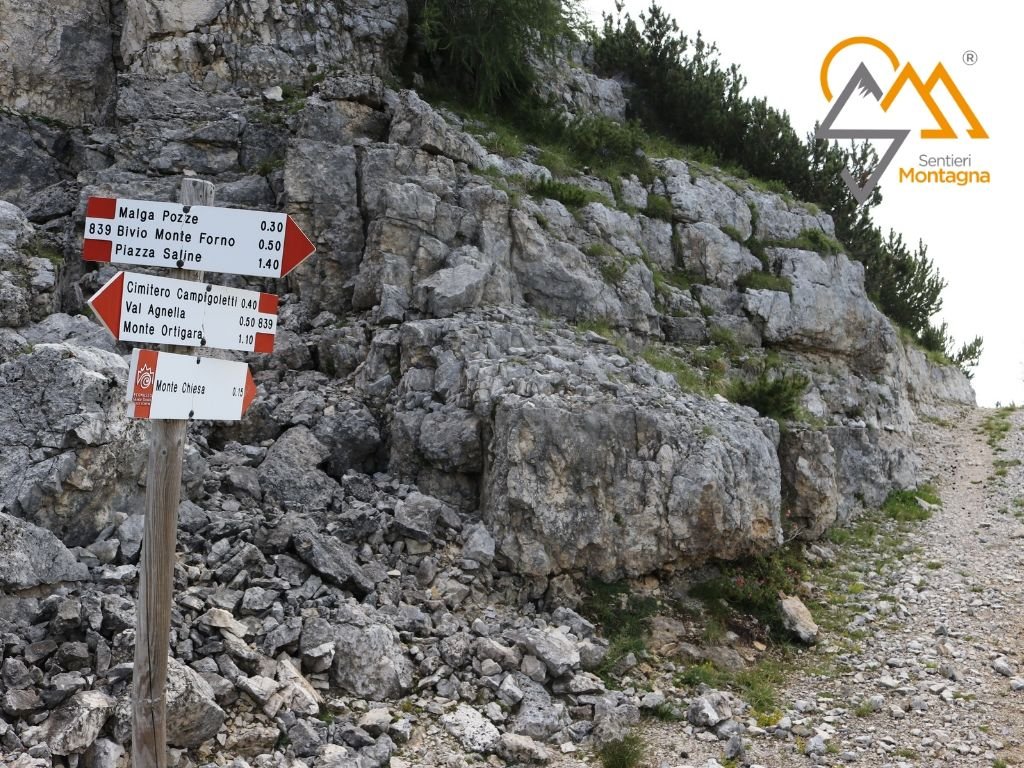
[592, 406, 1024, 768]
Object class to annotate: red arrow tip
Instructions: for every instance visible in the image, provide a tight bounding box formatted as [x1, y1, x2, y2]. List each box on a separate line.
[87, 272, 124, 339]
[242, 368, 257, 416]
[281, 216, 316, 277]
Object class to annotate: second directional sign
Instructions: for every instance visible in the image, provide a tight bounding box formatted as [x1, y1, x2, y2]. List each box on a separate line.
[82, 196, 316, 278]
[88, 271, 279, 352]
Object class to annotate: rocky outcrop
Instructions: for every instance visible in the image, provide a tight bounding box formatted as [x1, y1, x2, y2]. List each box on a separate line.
[0, 0, 115, 124]
[0, 513, 89, 589]
[487, 395, 781, 578]
[0, 341, 143, 546]
[0, 5, 979, 763]
[121, 0, 408, 92]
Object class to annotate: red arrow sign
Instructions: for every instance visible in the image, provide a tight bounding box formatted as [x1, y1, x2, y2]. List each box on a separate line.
[88, 271, 279, 352]
[83, 197, 316, 278]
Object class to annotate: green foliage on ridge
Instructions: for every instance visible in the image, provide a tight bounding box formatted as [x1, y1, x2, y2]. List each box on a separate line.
[407, 0, 981, 376]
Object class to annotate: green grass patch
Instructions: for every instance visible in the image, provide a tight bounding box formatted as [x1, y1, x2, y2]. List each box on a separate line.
[720, 225, 746, 244]
[676, 658, 788, 714]
[727, 370, 808, 421]
[993, 458, 1021, 477]
[598, 734, 645, 768]
[580, 581, 658, 682]
[980, 407, 1015, 448]
[776, 228, 844, 256]
[530, 178, 609, 209]
[575, 319, 615, 338]
[737, 270, 792, 294]
[642, 348, 706, 393]
[882, 485, 940, 522]
[652, 267, 695, 296]
[690, 545, 807, 635]
[643, 193, 674, 222]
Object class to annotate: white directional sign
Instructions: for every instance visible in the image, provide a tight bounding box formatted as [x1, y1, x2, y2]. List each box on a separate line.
[83, 196, 316, 278]
[126, 349, 256, 421]
[88, 271, 279, 352]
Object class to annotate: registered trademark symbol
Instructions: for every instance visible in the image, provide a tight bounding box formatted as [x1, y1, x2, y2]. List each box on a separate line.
[963, 50, 978, 65]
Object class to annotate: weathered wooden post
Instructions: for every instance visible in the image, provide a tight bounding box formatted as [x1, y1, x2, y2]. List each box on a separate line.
[82, 174, 315, 766]
[132, 177, 213, 768]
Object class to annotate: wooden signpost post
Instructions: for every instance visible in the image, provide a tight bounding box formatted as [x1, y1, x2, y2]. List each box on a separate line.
[83, 178, 316, 767]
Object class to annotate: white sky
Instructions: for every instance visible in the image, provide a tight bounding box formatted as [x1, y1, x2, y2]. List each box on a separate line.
[581, 0, 1020, 406]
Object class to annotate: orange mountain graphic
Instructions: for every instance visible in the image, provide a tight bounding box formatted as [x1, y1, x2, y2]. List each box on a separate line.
[880, 62, 988, 139]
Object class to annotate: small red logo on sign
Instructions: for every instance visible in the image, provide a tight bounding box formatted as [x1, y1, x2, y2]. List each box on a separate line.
[132, 351, 158, 416]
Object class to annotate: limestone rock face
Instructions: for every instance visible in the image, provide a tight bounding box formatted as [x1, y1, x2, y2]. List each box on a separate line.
[120, 0, 408, 93]
[0, 0, 115, 124]
[386, 312, 782, 579]
[779, 429, 840, 540]
[0, 342, 143, 546]
[486, 395, 782, 578]
[0, 202, 59, 328]
[744, 248, 898, 363]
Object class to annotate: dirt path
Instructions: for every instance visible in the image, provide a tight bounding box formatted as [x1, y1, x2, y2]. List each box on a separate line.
[619, 406, 1024, 767]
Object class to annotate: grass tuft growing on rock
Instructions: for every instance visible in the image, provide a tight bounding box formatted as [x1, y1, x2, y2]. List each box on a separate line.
[727, 370, 808, 421]
[676, 658, 788, 714]
[580, 581, 658, 681]
[643, 194, 674, 222]
[530, 178, 609, 209]
[737, 270, 792, 294]
[882, 484, 940, 523]
[690, 545, 807, 636]
[598, 734, 645, 768]
[642, 348, 705, 393]
[979, 406, 1016, 449]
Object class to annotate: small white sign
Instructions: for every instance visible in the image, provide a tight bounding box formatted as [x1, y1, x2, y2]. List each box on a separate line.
[126, 349, 255, 421]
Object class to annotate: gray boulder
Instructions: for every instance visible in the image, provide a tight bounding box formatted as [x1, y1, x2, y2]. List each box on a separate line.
[258, 426, 339, 513]
[484, 396, 782, 579]
[778, 595, 819, 644]
[510, 674, 568, 740]
[40, 690, 114, 756]
[0, 513, 88, 589]
[779, 429, 839, 540]
[166, 657, 225, 748]
[331, 606, 414, 699]
[313, 399, 381, 477]
[441, 705, 500, 754]
[291, 528, 374, 598]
